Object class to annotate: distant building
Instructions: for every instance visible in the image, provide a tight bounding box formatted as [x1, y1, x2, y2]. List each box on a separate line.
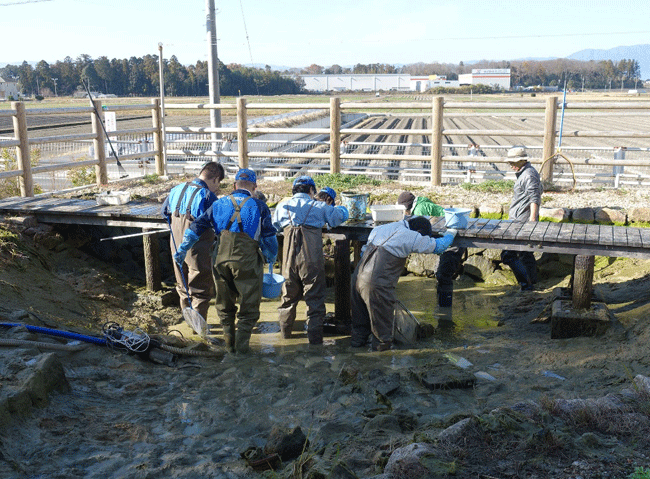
[0, 77, 20, 100]
[299, 74, 412, 92]
[299, 74, 462, 93]
[459, 69, 511, 89]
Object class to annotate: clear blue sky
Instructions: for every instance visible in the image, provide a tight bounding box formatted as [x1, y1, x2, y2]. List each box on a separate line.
[2, 0, 649, 68]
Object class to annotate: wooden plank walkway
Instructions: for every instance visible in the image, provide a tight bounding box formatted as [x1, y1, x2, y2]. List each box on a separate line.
[1, 196, 650, 259]
[0, 195, 164, 229]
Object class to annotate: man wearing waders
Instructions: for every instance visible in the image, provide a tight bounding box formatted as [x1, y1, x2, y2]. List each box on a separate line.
[272, 176, 349, 344]
[174, 169, 278, 354]
[162, 161, 224, 321]
[502, 146, 542, 291]
[350, 216, 457, 351]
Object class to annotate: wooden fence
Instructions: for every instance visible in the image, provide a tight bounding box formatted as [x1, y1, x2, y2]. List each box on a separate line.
[2, 96, 650, 197]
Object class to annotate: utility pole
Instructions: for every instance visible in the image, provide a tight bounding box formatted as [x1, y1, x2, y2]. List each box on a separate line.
[206, 0, 222, 152]
[52, 78, 58, 96]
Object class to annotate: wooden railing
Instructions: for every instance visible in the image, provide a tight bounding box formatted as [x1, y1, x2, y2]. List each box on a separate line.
[2, 96, 650, 197]
[0, 100, 164, 196]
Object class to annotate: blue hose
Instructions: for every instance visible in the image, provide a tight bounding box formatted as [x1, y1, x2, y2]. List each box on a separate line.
[0, 323, 107, 346]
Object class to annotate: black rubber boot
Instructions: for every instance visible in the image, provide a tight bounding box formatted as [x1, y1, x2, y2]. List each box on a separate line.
[235, 330, 252, 355]
[222, 323, 236, 353]
[437, 290, 453, 308]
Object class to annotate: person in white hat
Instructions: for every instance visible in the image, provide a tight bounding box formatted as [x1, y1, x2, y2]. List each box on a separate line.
[502, 146, 543, 290]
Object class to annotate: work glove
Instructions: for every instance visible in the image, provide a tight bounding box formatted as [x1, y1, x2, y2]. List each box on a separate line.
[336, 205, 350, 222]
[173, 229, 200, 266]
[433, 232, 456, 254]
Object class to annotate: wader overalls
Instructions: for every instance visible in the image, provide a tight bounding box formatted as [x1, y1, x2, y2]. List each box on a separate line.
[170, 182, 215, 319]
[350, 230, 405, 350]
[277, 201, 327, 344]
[213, 195, 263, 354]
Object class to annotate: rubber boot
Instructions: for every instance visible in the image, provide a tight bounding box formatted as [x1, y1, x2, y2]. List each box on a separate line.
[508, 258, 532, 290]
[437, 290, 453, 308]
[222, 323, 236, 353]
[307, 328, 323, 345]
[280, 325, 292, 339]
[235, 330, 252, 355]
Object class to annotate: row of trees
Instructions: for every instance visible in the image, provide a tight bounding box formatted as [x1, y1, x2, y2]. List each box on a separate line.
[0, 55, 643, 98]
[0, 55, 303, 98]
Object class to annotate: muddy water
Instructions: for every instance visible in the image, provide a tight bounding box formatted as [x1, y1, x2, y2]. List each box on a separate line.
[6, 271, 638, 478]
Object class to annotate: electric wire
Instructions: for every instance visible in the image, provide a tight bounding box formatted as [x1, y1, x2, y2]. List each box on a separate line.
[239, 0, 261, 97]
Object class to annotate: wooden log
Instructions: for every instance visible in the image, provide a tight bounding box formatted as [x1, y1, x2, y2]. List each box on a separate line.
[334, 237, 351, 326]
[237, 97, 248, 169]
[91, 99, 108, 186]
[151, 98, 165, 176]
[541, 96, 558, 182]
[430, 96, 443, 186]
[12, 102, 33, 197]
[330, 97, 341, 174]
[143, 228, 162, 292]
[572, 255, 594, 309]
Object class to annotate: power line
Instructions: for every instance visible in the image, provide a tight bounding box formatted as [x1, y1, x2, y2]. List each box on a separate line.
[0, 0, 53, 5]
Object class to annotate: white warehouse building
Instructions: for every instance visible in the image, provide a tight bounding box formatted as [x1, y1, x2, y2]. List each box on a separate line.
[458, 69, 511, 89]
[300, 74, 412, 92]
[299, 70, 511, 92]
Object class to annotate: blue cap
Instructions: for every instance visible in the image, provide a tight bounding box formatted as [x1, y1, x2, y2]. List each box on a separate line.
[293, 175, 315, 188]
[320, 187, 336, 200]
[235, 168, 256, 184]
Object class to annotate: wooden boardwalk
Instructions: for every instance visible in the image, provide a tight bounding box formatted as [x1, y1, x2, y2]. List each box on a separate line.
[0, 196, 164, 230]
[1, 196, 650, 259]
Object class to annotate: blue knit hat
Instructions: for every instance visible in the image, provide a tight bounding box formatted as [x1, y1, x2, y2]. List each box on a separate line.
[320, 187, 336, 200]
[235, 168, 257, 184]
[293, 175, 315, 188]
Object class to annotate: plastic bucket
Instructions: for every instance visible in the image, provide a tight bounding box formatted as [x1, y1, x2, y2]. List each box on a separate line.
[340, 192, 369, 221]
[262, 270, 285, 299]
[443, 208, 472, 229]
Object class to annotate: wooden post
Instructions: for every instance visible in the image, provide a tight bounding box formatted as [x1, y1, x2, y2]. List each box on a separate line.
[143, 228, 162, 292]
[330, 97, 341, 174]
[334, 237, 351, 327]
[430, 96, 444, 186]
[541, 96, 558, 183]
[91, 99, 108, 186]
[151, 98, 165, 176]
[12, 102, 33, 197]
[572, 255, 594, 309]
[237, 97, 248, 169]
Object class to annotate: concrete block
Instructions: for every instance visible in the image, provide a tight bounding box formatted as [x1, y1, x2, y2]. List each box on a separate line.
[550, 300, 613, 339]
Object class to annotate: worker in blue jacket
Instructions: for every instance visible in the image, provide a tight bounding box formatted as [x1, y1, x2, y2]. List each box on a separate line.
[273, 176, 349, 344]
[174, 168, 278, 354]
[162, 161, 224, 320]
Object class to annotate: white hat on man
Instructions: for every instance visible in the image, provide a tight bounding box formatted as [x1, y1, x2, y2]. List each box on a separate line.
[506, 146, 528, 162]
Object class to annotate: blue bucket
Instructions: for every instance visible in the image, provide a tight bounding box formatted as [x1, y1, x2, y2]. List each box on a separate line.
[340, 192, 369, 221]
[262, 269, 285, 299]
[443, 208, 472, 229]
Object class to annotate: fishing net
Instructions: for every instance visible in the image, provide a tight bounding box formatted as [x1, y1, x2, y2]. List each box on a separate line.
[393, 299, 421, 346]
[183, 307, 207, 338]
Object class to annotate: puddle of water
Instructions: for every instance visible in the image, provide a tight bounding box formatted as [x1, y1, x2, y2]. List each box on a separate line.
[203, 274, 506, 354]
